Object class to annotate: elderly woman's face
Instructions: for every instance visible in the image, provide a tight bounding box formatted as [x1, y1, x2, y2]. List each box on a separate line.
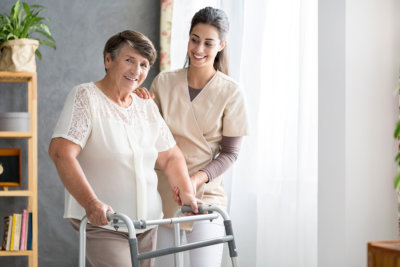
[105, 43, 150, 90]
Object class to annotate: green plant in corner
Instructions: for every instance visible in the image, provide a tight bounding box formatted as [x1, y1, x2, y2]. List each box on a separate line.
[394, 121, 400, 189]
[394, 72, 400, 190]
[0, 0, 56, 60]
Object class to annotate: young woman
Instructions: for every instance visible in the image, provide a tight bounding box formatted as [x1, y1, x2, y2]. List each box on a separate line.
[137, 7, 249, 267]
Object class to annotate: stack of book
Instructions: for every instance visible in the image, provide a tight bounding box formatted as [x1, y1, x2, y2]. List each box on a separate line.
[0, 209, 32, 251]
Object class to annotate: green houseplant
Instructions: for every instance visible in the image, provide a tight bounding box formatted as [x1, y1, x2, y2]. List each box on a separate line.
[394, 76, 400, 189]
[394, 121, 400, 189]
[0, 0, 56, 72]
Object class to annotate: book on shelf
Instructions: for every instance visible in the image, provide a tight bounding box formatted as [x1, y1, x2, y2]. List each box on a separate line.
[12, 213, 22, 251]
[9, 213, 17, 251]
[0, 211, 32, 251]
[1, 216, 10, 250]
[20, 209, 27, 250]
[24, 210, 28, 250]
[5, 215, 12, 251]
[27, 212, 32, 250]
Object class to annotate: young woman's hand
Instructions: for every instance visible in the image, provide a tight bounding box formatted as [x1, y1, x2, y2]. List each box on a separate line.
[172, 186, 182, 205]
[190, 171, 209, 193]
[133, 87, 154, 99]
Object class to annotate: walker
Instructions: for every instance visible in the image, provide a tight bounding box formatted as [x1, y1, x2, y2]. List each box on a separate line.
[79, 204, 240, 267]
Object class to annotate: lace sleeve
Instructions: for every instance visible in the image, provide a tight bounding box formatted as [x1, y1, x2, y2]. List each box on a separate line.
[51, 85, 92, 148]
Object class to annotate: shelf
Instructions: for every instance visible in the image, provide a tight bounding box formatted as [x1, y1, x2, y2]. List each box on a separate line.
[0, 190, 33, 197]
[0, 250, 34, 256]
[0, 131, 32, 138]
[0, 71, 38, 266]
[0, 72, 35, 82]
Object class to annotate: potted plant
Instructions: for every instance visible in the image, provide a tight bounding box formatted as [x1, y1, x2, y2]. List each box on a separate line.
[0, 0, 56, 72]
[394, 121, 400, 189]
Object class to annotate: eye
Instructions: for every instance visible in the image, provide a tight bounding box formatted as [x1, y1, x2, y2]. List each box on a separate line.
[141, 63, 148, 69]
[191, 38, 199, 44]
[205, 42, 214, 47]
[126, 58, 132, 63]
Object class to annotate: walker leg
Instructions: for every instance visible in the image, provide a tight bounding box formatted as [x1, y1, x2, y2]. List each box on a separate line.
[129, 237, 140, 267]
[79, 217, 89, 267]
[231, 257, 240, 267]
[224, 219, 239, 267]
[174, 222, 183, 267]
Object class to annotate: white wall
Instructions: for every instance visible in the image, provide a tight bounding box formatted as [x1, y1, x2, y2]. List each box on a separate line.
[345, 0, 400, 266]
[319, 0, 400, 266]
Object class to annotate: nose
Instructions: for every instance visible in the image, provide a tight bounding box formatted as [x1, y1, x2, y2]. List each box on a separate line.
[194, 43, 205, 53]
[130, 62, 140, 76]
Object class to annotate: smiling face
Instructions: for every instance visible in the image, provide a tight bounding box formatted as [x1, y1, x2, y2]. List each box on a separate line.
[104, 43, 150, 92]
[188, 23, 226, 70]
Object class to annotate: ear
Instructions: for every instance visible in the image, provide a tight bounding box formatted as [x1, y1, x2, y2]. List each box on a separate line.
[104, 53, 112, 70]
[218, 40, 227, 52]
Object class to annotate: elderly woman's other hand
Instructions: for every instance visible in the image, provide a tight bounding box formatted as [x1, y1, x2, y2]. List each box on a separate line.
[178, 190, 199, 214]
[172, 186, 203, 215]
[85, 198, 114, 226]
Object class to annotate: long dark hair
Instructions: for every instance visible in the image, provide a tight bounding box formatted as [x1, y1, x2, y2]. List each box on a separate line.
[185, 7, 230, 75]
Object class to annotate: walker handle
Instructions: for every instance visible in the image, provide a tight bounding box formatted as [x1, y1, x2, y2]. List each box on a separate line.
[181, 204, 207, 214]
[106, 211, 115, 221]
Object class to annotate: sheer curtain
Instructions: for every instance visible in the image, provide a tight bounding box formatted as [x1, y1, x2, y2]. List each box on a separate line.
[165, 0, 317, 266]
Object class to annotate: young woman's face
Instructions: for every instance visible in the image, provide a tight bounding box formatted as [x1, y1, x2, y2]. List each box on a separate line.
[187, 23, 226, 70]
[105, 44, 150, 91]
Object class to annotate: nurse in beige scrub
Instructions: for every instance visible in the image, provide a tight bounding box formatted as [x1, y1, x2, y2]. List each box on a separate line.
[136, 7, 249, 267]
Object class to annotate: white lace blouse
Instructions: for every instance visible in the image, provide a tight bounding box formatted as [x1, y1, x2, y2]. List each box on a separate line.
[52, 82, 175, 232]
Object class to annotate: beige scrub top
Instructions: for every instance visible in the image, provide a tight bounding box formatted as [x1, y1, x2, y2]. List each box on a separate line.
[150, 68, 249, 230]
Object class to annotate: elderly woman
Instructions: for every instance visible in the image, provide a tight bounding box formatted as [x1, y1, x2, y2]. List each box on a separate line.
[48, 30, 198, 267]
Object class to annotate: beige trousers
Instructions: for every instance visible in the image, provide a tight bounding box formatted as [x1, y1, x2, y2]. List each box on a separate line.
[70, 219, 158, 267]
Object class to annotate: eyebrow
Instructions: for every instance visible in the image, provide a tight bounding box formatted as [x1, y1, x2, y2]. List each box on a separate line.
[191, 33, 216, 41]
[125, 54, 149, 64]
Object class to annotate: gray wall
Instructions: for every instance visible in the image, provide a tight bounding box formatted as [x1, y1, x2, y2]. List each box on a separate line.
[0, 0, 160, 266]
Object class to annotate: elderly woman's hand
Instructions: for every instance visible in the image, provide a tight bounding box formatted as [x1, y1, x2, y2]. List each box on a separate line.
[84, 198, 114, 226]
[179, 190, 201, 214]
[133, 87, 154, 99]
[172, 187, 203, 215]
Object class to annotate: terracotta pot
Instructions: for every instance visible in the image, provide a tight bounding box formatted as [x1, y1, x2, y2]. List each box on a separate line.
[0, 38, 39, 72]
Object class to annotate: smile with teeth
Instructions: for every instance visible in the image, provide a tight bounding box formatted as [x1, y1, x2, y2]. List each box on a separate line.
[125, 76, 138, 81]
[193, 53, 206, 60]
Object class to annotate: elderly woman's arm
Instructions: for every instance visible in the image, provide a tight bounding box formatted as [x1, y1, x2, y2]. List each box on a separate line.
[48, 138, 113, 225]
[156, 145, 199, 213]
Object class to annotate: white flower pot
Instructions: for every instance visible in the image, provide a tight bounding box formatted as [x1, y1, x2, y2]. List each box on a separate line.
[0, 38, 39, 72]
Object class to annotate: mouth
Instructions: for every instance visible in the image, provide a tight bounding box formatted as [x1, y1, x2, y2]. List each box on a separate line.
[125, 76, 138, 82]
[193, 53, 206, 60]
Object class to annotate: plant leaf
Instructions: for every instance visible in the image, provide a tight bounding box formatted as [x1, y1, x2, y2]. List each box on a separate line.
[35, 49, 42, 60]
[22, 2, 31, 18]
[34, 29, 55, 43]
[396, 153, 400, 164]
[37, 39, 56, 50]
[394, 120, 400, 138]
[394, 172, 400, 189]
[10, 0, 20, 23]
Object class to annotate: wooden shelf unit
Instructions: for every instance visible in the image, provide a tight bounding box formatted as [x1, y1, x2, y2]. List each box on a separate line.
[0, 72, 38, 267]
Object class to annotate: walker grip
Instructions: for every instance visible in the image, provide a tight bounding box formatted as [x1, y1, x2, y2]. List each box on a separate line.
[181, 204, 206, 214]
